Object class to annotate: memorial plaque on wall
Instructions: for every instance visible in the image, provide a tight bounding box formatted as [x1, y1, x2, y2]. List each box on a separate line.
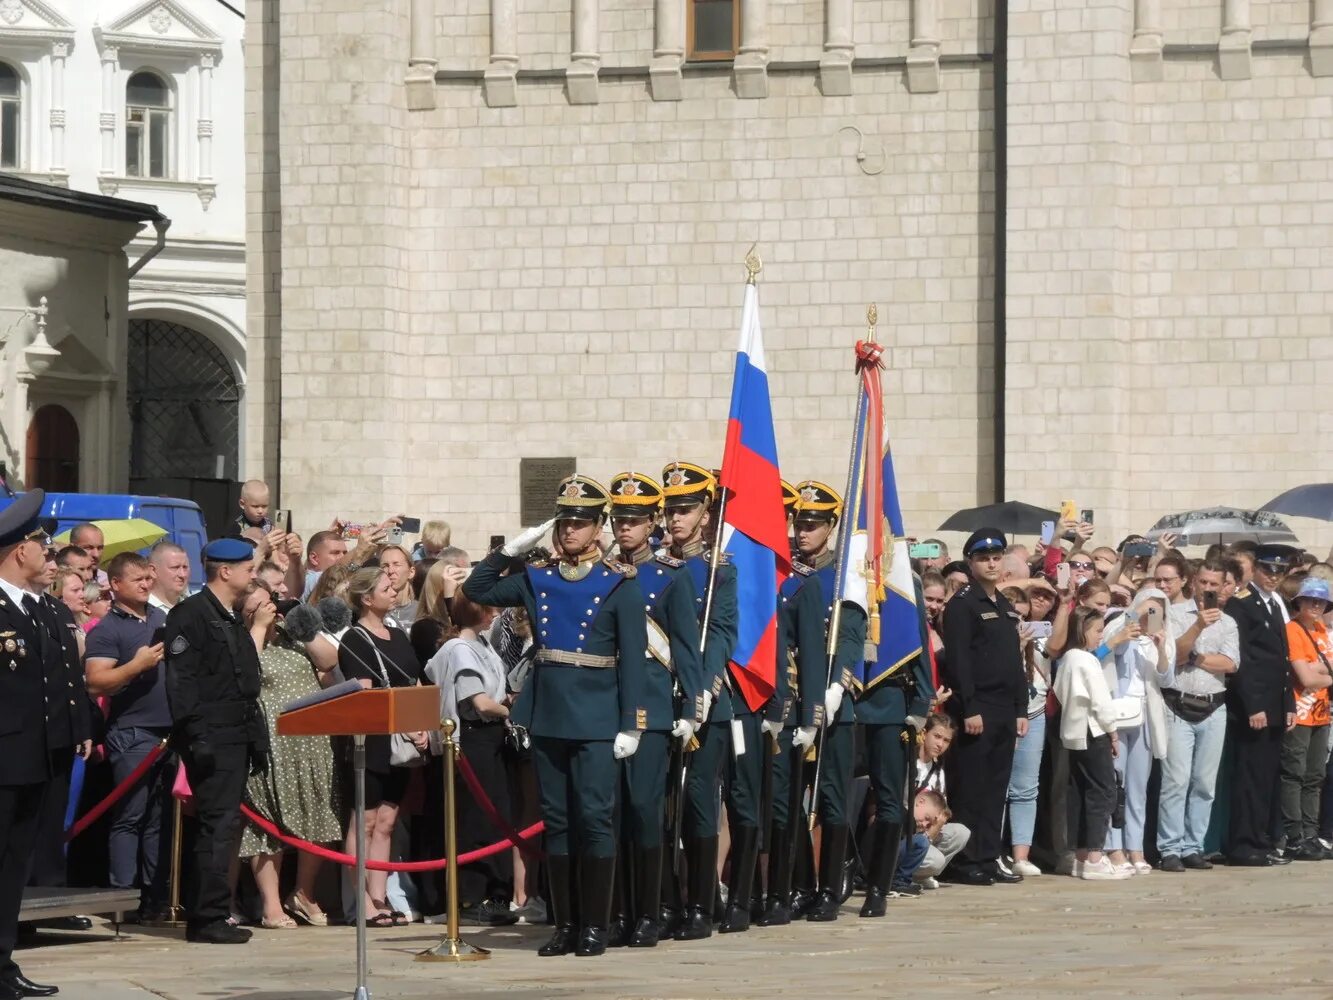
[520, 456, 577, 525]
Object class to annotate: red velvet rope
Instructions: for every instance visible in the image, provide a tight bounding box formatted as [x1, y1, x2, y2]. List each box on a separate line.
[239, 804, 544, 871]
[455, 750, 545, 860]
[65, 741, 168, 843]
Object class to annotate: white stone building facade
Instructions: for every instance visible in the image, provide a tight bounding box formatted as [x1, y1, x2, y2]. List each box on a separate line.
[0, 0, 245, 494]
[247, 0, 1333, 553]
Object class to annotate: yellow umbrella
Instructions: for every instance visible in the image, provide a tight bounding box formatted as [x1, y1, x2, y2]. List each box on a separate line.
[52, 518, 169, 565]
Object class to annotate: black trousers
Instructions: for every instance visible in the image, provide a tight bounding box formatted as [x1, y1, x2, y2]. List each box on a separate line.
[1067, 736, 1115, 851]
[456, 722, 513, 907]
[947, 709, 1017, 868]
[1229, 721, 1284, 859]
[0, 782, 46, 976]
[26, 751, 73, 887]
[182, 742, 249, 927]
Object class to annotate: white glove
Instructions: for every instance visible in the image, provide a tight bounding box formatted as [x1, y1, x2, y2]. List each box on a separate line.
[671, 718, 698, 746]
[503, 518, 556, 557]
[699, 690, 714, 722]
[761, 719, 782, 737]
[792, 725, 818, 749]
[823, 684, 845, 725]
[905, 714, 926, 733]
[613, 731, 642, 759]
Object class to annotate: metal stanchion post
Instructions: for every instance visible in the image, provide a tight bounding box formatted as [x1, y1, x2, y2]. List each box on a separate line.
[145, 791, 186, 929]
[417, 718, 490, 963]
[353, 734, 371, 1000]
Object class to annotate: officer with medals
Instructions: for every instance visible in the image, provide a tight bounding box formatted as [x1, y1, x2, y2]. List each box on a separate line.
[0, 490, 76, 999]
[854, 570, 934, 917]
[658, 462, 738, 940]
[164, 537, 268, 944]
[785, 481, 867, 922]
[938, 529, 1028, 886]
[1223, 543, 1297, 866]
[604, 471, 704, 948]
[755, 479, 805, 927]
[462, 475, 648, 957]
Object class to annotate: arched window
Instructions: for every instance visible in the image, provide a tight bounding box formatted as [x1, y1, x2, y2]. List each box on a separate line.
[126, 70, 170, 178]
[0, 62, 19, 170]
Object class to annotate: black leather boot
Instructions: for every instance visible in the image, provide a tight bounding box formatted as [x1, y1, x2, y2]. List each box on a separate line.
[629, 844, 664, 948]
[807, 824, 849, 922]
[719, 826, 759, 933]
[757, 825, 793, 926]
[859, 821, 903, 918]
[789, 825, 817, 917]
[538, 854, 577, 957]
[606, 852, 630, 948]
[576, 855, 616, 957]
[673, 835, 718, 941]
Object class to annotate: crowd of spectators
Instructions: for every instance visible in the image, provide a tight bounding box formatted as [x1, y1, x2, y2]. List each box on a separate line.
[29, 491, 1333, 949]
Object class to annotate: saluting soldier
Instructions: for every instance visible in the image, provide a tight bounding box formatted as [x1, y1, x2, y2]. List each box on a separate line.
[756, 479, 805, 927]
[605, 472, 704, 949]
[462, 475, 648, 958]
[659, 462, 737, 941]
[164, 537, 269, 944]
[1224, 543, 1297, 866]
[854, 570, 935, 917]
[938, 528, 1028, 886]
[0, 491, 75, 999]
[786, 481, 867, 922]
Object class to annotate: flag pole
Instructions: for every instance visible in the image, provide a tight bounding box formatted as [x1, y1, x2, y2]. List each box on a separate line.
[807, 307, 875, 833]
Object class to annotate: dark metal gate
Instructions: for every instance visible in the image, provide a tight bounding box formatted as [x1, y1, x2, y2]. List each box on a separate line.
[128, 318, 240, 482]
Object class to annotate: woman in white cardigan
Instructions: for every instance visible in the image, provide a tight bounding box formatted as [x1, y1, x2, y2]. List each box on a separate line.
[1054, 607, 1143, 880]
[1102, 588, 1176, 875]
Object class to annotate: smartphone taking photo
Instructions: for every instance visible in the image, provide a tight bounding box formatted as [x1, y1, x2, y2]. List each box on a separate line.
[909, 542, 942, 560]
[1202, 591, 1219, 611]
[1040, 521, 1055, 546]
[1056, 563, 1071, 591]
[1142, 605, 1164, 636]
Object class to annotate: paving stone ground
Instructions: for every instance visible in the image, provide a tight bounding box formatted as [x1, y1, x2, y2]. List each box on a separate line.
[18, 864, 1332, 1000]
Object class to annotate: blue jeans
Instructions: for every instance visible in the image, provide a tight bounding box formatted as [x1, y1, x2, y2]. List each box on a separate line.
[894, 832, 930, 889]
[1006, 712, 1046, 848]
[105, 725, 174, 907]
[1157, 707, 1227, 858]
[1104, 724, 1151, 853]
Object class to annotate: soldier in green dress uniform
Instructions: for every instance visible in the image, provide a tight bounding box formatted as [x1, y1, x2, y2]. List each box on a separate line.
[605, 472, 705, 948]
[462, 475, 648, 958]
[658, 462, 737, 941]
[786, 481, 867, 922]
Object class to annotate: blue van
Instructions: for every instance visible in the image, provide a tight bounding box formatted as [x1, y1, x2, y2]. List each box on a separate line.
[0, 492, 209, 593]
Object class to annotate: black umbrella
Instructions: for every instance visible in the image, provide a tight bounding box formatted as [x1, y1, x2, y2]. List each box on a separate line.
[1261, 484, 1333, 523]
[938, 501, 1059, 537]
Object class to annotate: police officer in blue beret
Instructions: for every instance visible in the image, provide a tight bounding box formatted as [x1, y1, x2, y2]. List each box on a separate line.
[463, 475, 648, 958]
[605, 472, 704, 948]
[938, 528, 1028, 886]
[164, 537, 268, 944]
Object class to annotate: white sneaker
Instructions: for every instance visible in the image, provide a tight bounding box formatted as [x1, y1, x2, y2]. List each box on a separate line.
[1011, 859, 1042, 877]
[1132, 860, 1152, 875]
[1080, 857, 1132, 880]
[919, 876, 940, 890]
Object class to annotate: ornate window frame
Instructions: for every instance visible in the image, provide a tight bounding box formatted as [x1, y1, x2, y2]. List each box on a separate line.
[93, 0, 222, 209]
[0, 0, 75, 184]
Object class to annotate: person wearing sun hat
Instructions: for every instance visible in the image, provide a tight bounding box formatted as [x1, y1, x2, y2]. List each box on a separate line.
[462, 474, 648, 957]
[603, 471, 703, 948]
[1280, 576, 1333, 860]
[1223, 542, 1298, 866]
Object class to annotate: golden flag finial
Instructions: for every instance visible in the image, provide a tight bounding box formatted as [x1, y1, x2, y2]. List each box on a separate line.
[744, 244, 762, 284]
[867, 303, 878, 333]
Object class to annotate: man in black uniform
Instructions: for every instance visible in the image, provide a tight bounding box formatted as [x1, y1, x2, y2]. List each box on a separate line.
[938, 529, 1028, 886]
[26, 539, 94, 927]
[1224, 543, 1296, 866]
[164, 538, 268, 944]
[0, 490, 68, 999]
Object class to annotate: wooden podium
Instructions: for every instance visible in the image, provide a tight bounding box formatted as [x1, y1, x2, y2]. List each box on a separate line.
[278, 685, 440, 1000]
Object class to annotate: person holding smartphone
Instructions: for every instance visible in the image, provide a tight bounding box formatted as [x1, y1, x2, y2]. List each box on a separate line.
[1158, 559, 1239, 871]
[1101, 588, 1176, 875]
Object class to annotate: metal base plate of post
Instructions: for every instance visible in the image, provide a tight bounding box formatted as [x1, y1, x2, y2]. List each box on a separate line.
[416, 937, 491, 962]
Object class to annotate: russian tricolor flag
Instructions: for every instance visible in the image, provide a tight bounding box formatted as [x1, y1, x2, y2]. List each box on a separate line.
[719, 281, 789, 712]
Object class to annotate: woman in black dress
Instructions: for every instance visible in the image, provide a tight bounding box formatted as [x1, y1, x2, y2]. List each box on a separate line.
[338, 567, 427, 926]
